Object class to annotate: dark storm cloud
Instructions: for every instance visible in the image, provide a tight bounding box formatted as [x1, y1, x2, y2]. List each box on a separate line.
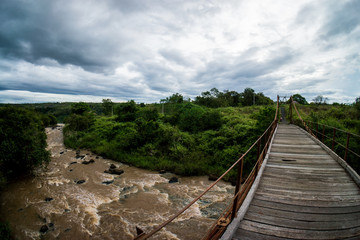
[0, 0, 133, 71]
[320, 0, 360, 39]
[196, 48, 296, 89]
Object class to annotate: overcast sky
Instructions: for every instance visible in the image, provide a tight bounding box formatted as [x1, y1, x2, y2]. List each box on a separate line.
[0, 0, 359, 103]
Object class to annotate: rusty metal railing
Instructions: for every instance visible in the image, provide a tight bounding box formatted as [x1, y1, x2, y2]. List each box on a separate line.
[134, 96, 279, 240]
[289, 97, 360, 173]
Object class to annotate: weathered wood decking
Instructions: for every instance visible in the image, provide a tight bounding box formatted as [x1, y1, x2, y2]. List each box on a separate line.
[233, 124, 360, 240]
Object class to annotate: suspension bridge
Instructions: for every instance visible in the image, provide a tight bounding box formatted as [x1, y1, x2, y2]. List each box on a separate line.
[134, 96, 360, 240]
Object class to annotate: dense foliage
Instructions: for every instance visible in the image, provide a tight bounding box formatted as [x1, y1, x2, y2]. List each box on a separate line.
[290, 101, 360, 173]
[64, 101, 275, 182]
[194, 88, 273, 108]
[0, 107, 51, 187]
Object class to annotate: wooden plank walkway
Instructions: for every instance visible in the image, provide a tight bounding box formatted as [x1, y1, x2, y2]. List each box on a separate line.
[233, 124, 360, 240]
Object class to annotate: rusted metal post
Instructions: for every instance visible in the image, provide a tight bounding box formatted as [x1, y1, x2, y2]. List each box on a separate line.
[231, 157, 243, 220]
[322, 125, 325, 143]
[344, 133, 350, 161]
[332, 128, 336, 150]
[257, 138, 261, 161]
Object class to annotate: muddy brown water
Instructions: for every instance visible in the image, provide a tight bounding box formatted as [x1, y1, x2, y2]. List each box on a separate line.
[0, 125, 234, 240]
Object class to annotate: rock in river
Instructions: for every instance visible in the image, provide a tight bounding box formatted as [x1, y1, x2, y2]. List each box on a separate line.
[169, 177, 178, 183]
[40, 225, 48, 233]
[75, 180, 86, 184]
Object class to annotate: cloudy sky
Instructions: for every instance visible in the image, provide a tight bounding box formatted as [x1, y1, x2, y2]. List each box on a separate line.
[0, 0, 359, 103]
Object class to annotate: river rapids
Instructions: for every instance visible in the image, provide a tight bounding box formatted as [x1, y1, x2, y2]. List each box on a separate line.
[0, 125, 234, 240]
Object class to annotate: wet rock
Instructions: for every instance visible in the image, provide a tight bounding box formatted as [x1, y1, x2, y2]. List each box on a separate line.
[64, 209, 70, 213]
[18, 208, 24, 212]
[159, 170, 166, 174]
[40, 225, 48, 233]
[82, 159, 95, 165]
[48, 223, 54, 228]
[60, 151, 64, 154]
[102, 180, 114, 185]
[96, 156, 99, 159]
[169, 177, 178, 183]
[64, 228, 71, 232]
[208, 175, 218, 181]
[76, 155, 85, 159]
[44, 197, 53, 202]
[104, 168, 124, 175]
[76, 150, 80, 154]
[69, 169, 73, 172]
[136, 226, 144, 236]
[69, 161, 77, 165]
[111, 169, 124, 175]
[110, 164, 117, 169]
[75, 180, 85, 184]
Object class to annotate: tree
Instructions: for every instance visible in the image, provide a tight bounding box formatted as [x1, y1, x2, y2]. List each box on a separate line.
[0, 107, 50, 185]
[102, 99, 114, 116]
[355, 97, 360, 116]
[71, 102, 91, 115]
[241, 88, 255, 106]
[292, 94, 308, 105]
[66, 102, 94, 131]
[255, 92, 273, 105]
[161, 93, 184, 104]
[115, 100, 138, 122]
[313, 95, 328, 105]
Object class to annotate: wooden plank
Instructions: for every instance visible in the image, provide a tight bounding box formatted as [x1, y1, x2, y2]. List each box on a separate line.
[251, 198, 360, 214]
[263, 167, 349, 177]
[244, 211, 360, 230]
[267, 160, 340, 168]
[259, 182, 359, 193]
[268, 158, 335, 164]
[271, 143, 322, 149]
[271, 147, 327, 155]
[257, 186, 360, 196]
[233, 228, 293, 240]
[254, 194, 360, 207]
[273, 138, 316, 145]
[238, 220, 360, 239]
[262, 172, 353, 183]
[255, 191, 360, 202]
[259, 177, 358, 188]
[269, 152, 334, 160]
[266, 164, 344, 171]
[247, 205, 360, 222]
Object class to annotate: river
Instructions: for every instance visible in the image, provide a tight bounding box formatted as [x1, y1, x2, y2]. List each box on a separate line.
[0, 125, 234, 240]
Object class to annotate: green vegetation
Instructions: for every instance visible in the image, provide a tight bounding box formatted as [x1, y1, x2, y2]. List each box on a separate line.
[288, 99, 360, 173]
[0, 107, 52, 188]
[64, 98, 275, 182]
[194, 88, 273, 108]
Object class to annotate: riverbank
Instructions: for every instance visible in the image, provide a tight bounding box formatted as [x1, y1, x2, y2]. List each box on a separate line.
[0, 125, 233, 240]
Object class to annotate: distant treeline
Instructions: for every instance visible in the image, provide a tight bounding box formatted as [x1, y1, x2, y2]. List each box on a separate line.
[0, 88, 273, 123]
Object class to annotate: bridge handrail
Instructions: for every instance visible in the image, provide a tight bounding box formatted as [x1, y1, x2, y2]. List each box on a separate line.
[290, 97, 360, 165]
[134, 96, 280, 240]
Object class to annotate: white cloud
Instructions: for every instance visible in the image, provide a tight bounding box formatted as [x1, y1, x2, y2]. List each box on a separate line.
[0, 0, 359, 103]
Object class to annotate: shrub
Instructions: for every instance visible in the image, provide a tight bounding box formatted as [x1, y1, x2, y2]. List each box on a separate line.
[0, 107, 50, 186]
